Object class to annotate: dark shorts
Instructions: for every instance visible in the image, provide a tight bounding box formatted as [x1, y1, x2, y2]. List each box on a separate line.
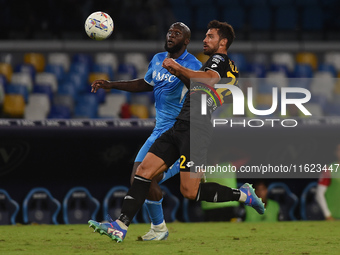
[149, 119, 212, 172]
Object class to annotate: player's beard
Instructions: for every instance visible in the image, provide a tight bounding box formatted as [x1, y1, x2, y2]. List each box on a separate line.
[203, 44, 219, 56]
[164, 40, 184, 54]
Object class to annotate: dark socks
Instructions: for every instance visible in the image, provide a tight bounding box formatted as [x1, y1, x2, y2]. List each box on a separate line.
[195, 182, 241, 202]
[118, 175, 151, 226]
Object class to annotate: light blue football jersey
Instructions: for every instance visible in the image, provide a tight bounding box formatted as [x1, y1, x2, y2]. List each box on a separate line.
[144, 50, 202, 131]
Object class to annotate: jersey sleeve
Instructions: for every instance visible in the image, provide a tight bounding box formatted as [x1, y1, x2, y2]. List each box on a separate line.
[144, 57, 155, 86]
[203, 54, 227, 78]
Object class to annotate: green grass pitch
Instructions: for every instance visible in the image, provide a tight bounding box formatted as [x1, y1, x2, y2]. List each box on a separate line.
[0, 221, 339, 255]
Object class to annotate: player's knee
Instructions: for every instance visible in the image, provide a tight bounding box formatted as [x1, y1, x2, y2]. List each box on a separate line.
[136, 162, 152, 179]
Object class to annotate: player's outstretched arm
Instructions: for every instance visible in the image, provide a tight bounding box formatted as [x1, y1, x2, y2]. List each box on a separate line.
[162, 58, 219, 88]
[91, 78, 153, 93]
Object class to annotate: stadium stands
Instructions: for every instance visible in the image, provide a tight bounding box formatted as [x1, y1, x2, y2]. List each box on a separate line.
[267, 182, 299, 221]
[0, 189, 20, 225]
[63, 187, 100, 224]
[22, 188, 61, 225]
[1, 49, 340, 119]
[300, 182, 324, 221]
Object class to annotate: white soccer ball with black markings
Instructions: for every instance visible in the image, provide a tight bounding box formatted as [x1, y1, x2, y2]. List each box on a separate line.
[84, 11, 114, 41]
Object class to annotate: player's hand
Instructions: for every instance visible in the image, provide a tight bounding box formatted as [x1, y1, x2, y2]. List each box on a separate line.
[162, 58, 180, 76]
[91, 79, 111, 93]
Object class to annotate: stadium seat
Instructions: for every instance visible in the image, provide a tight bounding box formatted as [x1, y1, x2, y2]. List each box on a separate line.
[64, 72, 88, 93]
[14, 63, 36, 81]
[7, 84, 29, 103]
[47, 104, 71, 119]
[0, 82, 4, 105]
[0, 53, 14, 66]
[74, 94, 98, 118]
[130, 104, 149, 119]
[95, 52, 119, 73]
[247, 63, 266, 78]
[124, 53, 149, 78]
[2, 94, 25, 118]
[45, 63, 65, 82]
[11, 72, 33, 92]
[92, 64, 114, 80]
[98, 93, 128, 118]
[221, 7, 245, 31]
[300, 182, 324, 220]
[256, 94, 273, 106]
[288, 78, 310, 90]
[22, 188, 61, 225]
[271, 52, 295, 72]
[324, 52, 340, 71]
[35, 72, 58, 93]
[269, 64, 291, 77]
[0, 74, 8, 93]
[88, 72, 110, 85]
[103, 186, 138, 223]
[323, 102, 340, 116]
[69, 62, 90, 77]
[182, 199, 204, 222]
[310, 71, 335, 101]
[228, 53, 247, 72]
[293, 64, 314, 78]
[24, 53, 46, 73]
[72, 53, 93, 70]
[252, 53, 270, 67]
[25, 94, 51, 120]
[0, 63, 13, 82]
[142, 185, 179, 223]
[117, 63, 138, 80]
[267, 182, 298, 221]
[63, 187, 100, 224]
[266, 72, 288, 88]
[33, 84, 54, 102]
[0, 189, 20, 225]
[48, 52, 70, 72]
[296, 52, 318, 70]
[57, 81, 79, 99]
[53, 94, 75, 113]
[318, 63, 337, 77]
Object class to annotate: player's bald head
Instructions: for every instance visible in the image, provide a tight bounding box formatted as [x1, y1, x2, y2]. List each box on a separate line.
[170, 22, 191, 40]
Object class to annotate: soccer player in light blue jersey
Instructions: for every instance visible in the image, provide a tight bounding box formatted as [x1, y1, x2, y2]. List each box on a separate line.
[91, 22, 202, 241]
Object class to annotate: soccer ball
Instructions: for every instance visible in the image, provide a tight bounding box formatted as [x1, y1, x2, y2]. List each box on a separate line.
[84, 11, 114, 41]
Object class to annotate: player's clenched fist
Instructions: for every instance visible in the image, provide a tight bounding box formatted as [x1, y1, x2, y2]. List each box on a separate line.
[91, 79, 111, 93]
[162, 58, 180, 76]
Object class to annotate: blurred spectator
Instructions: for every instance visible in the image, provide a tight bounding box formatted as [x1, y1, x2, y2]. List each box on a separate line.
[244, 180, 280, 222]
[316, 143, 340, 220]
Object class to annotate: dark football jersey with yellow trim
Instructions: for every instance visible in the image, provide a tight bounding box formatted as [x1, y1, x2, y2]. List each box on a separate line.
[176, 53, 239, 122]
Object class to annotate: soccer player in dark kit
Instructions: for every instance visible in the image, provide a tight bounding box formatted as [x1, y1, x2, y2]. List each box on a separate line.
[89, 20, 265, 243]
